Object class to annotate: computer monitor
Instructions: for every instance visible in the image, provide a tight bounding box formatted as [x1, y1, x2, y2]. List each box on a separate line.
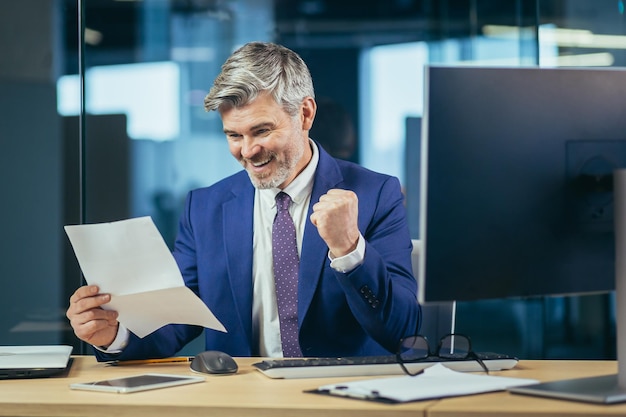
[418, 65, 626, 403]
[419, 65, 626, 303]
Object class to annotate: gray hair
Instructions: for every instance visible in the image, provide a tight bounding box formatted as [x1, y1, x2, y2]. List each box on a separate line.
[204, 42, 315, 117]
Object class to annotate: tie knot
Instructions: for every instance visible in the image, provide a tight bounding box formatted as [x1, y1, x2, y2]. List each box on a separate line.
[275, 192, 292, 212]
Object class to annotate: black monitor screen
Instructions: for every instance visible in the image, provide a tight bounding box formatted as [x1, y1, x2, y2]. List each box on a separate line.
[419, 65, 626, 303]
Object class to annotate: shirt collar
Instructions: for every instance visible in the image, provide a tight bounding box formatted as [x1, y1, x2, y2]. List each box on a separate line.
[259, 139, 319, 208]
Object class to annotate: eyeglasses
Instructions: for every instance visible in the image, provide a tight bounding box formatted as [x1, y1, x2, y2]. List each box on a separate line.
[395, 333, 489, 376]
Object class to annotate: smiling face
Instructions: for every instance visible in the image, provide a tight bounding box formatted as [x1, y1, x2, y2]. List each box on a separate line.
[221, 93, 316, 189]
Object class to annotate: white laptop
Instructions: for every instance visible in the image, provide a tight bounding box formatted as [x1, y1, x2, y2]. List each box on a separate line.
[0, 345, 73, 379]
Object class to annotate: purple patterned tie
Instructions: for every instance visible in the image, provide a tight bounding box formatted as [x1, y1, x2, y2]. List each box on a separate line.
[272, 192, 303, 357]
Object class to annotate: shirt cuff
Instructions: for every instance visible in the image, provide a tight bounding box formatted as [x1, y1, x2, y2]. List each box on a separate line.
[93, 324, 129, 354]
[329, 234, 366, 273]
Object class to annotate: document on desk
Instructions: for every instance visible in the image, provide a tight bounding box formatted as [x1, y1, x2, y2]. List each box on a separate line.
[309, 363, 538, 403]
[65, 216, 226, 338]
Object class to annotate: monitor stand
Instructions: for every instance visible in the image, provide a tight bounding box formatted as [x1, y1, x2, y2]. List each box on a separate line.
[509, 169, 626, 404]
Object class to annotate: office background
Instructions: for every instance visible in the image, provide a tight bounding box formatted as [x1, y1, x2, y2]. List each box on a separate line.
[1, 0, 624, 358]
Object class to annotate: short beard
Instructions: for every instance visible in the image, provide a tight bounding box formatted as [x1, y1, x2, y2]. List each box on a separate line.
[245, 135, 306, 190]
[246, 151, 291, 189]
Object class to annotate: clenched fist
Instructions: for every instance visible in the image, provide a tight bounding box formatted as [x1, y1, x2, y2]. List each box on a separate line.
[310, 189, 360, 257]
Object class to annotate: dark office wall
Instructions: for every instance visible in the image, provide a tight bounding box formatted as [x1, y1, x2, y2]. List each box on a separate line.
[0, 1, 65, 344]
[63, 114, 131, 226]
[295, 47, 360, 164]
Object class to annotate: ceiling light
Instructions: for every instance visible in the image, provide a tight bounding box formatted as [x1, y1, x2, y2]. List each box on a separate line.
[483, 25, 626, 50]
[84, 28, 103, 46]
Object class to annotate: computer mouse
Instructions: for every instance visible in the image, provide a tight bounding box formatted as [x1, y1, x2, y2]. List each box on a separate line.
[190, 350, 238, 375]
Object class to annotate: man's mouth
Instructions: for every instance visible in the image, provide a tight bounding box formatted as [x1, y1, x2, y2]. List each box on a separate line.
[251, 156, 272, 167]
[245, 154, 274, 174]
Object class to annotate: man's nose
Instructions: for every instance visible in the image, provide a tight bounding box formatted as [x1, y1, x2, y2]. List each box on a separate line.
[241, 137, 260, 159]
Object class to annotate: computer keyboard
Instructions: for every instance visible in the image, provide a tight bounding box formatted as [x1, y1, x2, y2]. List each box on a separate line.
[252, 352, 518, 379]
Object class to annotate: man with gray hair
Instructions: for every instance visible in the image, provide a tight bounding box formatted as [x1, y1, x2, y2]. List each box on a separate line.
[67, 42, 421, 359]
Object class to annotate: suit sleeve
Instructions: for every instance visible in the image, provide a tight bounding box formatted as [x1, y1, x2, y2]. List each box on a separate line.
[333, 175, 421, 353]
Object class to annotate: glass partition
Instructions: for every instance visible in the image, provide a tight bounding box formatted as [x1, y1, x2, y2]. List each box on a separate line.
[1, 0, 623, 359]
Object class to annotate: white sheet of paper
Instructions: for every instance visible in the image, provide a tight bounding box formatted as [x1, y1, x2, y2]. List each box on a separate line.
[65, 216, 226, 338]
[317, 363, 539, 403]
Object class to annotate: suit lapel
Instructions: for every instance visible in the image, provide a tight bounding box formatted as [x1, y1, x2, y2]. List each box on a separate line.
[223, 181, 255, 347]
[298, 148, 343, 323]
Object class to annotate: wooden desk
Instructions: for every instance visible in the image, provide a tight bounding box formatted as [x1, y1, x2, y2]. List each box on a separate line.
[428, 360, 626, 417]
[0, 356, 434, 417]
[0, 357, 623, 417]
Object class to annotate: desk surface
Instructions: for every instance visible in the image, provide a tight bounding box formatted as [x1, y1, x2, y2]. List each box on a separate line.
[0, 356, 623, 417]
[428, 360, 625, 417]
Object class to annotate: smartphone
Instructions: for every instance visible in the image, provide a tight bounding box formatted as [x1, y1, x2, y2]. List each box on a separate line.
[69, 373, 205, 393]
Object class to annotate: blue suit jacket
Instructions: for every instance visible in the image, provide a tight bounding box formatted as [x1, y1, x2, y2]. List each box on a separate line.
[95, 146, 420, 360]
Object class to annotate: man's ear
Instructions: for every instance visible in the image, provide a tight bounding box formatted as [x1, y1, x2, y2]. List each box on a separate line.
[301, 97, 317, 131]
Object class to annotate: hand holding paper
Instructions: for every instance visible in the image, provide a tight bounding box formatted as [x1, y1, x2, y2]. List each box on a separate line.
[65, 216, 226, 338]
